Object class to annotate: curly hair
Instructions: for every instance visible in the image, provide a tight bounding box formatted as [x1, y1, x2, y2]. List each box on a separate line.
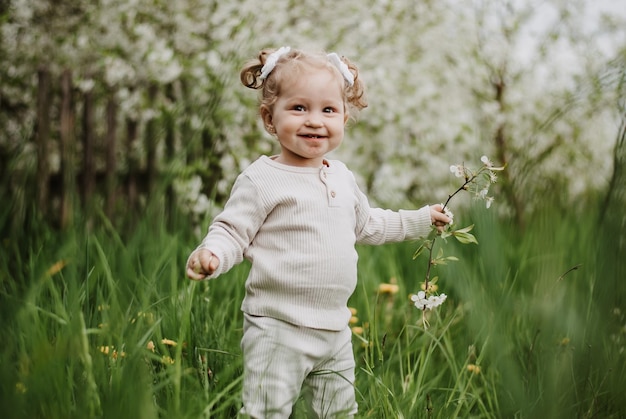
[240, 47, 368, 125]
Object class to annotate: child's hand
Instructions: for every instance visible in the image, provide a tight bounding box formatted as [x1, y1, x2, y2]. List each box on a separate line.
[186, 249, 220, 281]
[429, 204, 452, 232]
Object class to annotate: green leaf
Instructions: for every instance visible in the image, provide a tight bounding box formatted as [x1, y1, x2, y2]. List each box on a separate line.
[453, 224, 475, 234]
[412, 241, 430, 259]
[432, 258, 447, 266]
[453, 231, 478, 245]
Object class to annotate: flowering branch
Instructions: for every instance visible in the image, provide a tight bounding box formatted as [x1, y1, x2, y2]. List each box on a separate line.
[411, 156, 505, 323]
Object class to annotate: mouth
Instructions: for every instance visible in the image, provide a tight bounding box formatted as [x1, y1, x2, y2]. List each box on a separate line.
[301, 134, 326, 140]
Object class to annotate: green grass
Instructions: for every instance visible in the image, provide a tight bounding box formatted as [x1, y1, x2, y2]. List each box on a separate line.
[1, 202, 624, 418]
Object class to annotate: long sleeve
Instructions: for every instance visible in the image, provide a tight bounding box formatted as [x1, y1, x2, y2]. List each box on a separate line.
[191, 156, 434, 330]
[196, 174, 266, 279]
[352, 169, 432, 245]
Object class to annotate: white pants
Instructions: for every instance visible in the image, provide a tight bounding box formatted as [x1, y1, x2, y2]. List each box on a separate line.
[239, 314, 357, 418]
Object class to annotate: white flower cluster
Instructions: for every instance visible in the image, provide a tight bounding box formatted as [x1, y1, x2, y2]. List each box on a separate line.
[410, 291, 447, 311]
[1, 0, 622, 218]
[449, 155, 503, 208]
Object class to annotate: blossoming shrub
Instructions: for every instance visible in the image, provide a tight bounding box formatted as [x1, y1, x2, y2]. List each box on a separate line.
[1, 0, 623, 225]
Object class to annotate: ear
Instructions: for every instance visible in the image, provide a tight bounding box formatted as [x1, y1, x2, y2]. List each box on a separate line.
[260, 105, 274, 132]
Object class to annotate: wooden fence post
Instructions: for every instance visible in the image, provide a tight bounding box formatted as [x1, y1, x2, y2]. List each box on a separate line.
[82, 87, 95, 212]
[165, 83, 176, 226]
[59, 69, 76, 229]
[126, 117, 139, 213]
[146, 84, 159, 196]
[36, 67, 51, 217]
[105, 95, 117, 219]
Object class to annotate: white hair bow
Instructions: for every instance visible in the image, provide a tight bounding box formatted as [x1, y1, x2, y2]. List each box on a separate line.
[259, 46, 291, 80]
[259, 46, 354, 87]
[327, 52, 354, 87]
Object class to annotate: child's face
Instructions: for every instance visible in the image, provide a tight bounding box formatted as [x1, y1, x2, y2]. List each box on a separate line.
[264, 67, 347, 167]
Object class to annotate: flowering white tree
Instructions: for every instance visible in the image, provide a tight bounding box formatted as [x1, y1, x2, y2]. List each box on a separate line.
[1, 0, 624, 223]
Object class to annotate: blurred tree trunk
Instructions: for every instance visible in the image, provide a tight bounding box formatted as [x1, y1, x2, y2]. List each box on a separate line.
[602, 116, 625, 217]
[146, 84, 159, 196]
[59, 69, 75, 229]
[600, 112, 625, 280]
[126, 117, 139, 213]
[599, 61, 626, 281]
[165, 83, 176, 227]
[36, 67, 51, 218]
[492, 72, 525, 229]
[82, 88, 95, 212]
[180, 79, 198, 165]
[105, 95, 117, 219]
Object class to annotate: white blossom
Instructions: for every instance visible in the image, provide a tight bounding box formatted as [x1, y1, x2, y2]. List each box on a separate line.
[440, 204, 454, 225]
[450, 165, 465, 178]
[1, 0, 623, 218]
[411, 291, 447, 310]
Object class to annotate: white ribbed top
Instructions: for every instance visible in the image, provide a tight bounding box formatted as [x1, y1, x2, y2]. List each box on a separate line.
[197, 156, 432, 330]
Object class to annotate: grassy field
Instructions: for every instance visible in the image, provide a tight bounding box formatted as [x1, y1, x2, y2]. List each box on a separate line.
[1, 202, 624, 418]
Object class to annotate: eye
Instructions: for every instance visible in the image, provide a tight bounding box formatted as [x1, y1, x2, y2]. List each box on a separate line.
[323, 106, 336, 113]
[293, 104, 305, 112]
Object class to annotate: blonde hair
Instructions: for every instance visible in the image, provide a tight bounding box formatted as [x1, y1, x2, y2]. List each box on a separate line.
[240, 48, 367, 123]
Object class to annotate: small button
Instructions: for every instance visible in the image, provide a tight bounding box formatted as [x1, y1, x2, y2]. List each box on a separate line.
[331, 191, 336, 198]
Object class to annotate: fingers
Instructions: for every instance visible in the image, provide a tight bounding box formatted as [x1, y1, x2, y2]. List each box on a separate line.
[432, 211, 451, 225]
[187, 266, 207, 281]
[208, 255, 219, 272]
[186, 250, 218, 280]
[430, 204, 452, 232]
[431, 203, 444, 213]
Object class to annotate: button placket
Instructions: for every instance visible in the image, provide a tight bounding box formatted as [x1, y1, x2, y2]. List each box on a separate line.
[319, 168, 337, 206]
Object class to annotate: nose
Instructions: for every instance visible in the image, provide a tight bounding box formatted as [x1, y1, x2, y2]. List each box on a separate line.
[305, 118, 323, 128]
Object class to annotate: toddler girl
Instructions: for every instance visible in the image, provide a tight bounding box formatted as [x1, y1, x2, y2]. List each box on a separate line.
[186, 46, 451, 418]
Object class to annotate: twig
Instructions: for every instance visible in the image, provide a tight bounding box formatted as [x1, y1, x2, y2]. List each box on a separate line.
[557, 264, 582, 281]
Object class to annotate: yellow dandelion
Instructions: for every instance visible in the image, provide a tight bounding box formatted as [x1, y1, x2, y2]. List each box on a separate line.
[162, 338, 177, 347]
[349, 307, 358, 316]
[46, 259, 68, 276]
[161, 356, 175, 365]
[378, 283, 399, 295]
[351, 326, 364, 335]
[467, 364, 481, 375]
[99, 346, 111, 355]
[15, 382, 27, 394]
[146, 341, 155, 352]
[349, 316, 359, 325]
